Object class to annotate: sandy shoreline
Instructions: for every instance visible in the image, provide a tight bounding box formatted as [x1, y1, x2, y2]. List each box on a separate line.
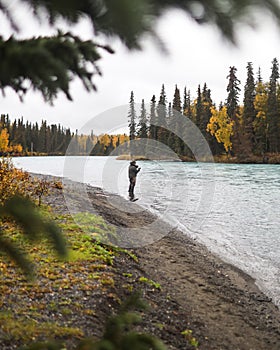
[35, 173, 280, 349]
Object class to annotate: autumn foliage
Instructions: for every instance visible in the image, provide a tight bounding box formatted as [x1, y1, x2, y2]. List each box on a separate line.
[207, 106, 233, 153]
[0, 127, 22, 155]
[0, 158, 49, 205]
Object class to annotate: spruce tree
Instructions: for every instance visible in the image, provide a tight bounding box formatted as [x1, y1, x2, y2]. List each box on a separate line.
[243, 62, 256, 155]
[149, 95, 157, 140]
[137, 99, 148, 156]
[226, 66, 241, 155]
[172, 85, 182, 113]
[182, 89, 194, 157]
[226, 66, 241, 119]
[195, 85, 203, 130]
[267, 58, 280, 153]
[128, 91, 136, 141]
[257, 67, 262, 84]
[183, 89, 194, 121]
[183, 87, 188, 114]
[128, 91, 137, 157]
[138, 99, 148, 138]
[201, 83, 213, 134]
[170, 85, 182, 154]
[157, 84, 168, 144]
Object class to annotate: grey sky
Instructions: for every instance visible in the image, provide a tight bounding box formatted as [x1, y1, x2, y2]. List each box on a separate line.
[1, 2, 280, 133]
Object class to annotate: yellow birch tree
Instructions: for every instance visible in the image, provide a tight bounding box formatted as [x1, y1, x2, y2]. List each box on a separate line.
[207, 106, 233, 153]
[0, 128, 10, 153]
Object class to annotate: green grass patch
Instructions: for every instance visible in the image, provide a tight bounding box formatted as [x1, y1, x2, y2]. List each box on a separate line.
[0, 210, 121, 345]
[138, 276, 161, 290]
[0, 312, 83, 342]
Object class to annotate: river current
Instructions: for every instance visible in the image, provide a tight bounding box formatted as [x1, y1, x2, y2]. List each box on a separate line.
[13, 156, 280, 306]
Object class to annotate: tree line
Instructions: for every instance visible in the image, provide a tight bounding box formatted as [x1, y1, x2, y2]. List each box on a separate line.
[0, 114, 128, 156]
[128, 58, 280, 162]
[2, 58, 280, 160]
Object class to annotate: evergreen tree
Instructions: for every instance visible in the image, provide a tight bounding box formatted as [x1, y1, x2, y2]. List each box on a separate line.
[91, 140, 105, 156]
[183, 89, 194, 121]
[172, 85, 182, 113]
[195, 85, 203, 130]
[137, 99, 148, 138]
[128, 91, 137, 141]
[65, 129, 72, 153]
[170, 85, 182, 154]
[25, 121, 32, 152]
[201, 83, 213, 134]
[267, 58, 280, 152]
[157, 84, 168, 144]
[137, 99, 148, 156]
[257, 67, 263, 84]
[183, 87, 188, 114]
[45, 125, 52, 154]
[243, 62, 256, 155]
[226, 66, 241, 155]
[182, 89, 194, 157]
[149, 95, 157, 140]
[31, 122, 39, 152]
[38, 120, 47, 153]
[50, 124, 58, 153]
[226, 66, 241, 119]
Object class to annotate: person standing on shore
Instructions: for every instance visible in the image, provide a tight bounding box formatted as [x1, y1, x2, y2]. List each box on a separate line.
[128, 160, 141, 201]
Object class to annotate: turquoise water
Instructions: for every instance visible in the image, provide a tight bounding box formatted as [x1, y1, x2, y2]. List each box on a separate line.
[13, 156, 280, 306]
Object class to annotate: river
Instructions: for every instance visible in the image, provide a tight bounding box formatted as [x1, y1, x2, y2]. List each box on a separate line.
[13, 156, 280, 307]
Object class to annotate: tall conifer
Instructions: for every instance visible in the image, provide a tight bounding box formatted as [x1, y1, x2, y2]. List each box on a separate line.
[226, 66, 241, 155]
[226, 66, 241, 119]
[128, 91, 137, 141]
[182, 89, 194, 157]
[267, 58, 280, 152]
[138, 99, 148, 138]
[171, 85, 182, 154]
[157, 84, 168, 144]
[149, 95, 157, 140]
[195, 85, 203, 130]
[201, 83, 213, 134]
[243, 62, 256, 154]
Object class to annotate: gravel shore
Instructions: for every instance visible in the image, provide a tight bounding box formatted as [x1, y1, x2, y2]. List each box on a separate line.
[24, 174, 280, 349]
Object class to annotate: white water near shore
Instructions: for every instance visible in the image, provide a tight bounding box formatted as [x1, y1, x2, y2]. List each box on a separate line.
[13, 156, 280, 307]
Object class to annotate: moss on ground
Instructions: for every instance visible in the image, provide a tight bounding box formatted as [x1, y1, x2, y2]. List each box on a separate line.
[0, 208, 127, 344]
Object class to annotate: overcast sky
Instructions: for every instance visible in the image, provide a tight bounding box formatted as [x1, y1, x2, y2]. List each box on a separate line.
[1, 2, 280, 133]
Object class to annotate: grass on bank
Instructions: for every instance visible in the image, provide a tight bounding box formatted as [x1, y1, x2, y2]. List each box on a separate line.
[0, 208, 123, 344]
[0, 206, 199, 349]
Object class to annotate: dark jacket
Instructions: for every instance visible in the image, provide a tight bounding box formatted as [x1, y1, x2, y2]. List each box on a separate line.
[128, 164, 140, 179]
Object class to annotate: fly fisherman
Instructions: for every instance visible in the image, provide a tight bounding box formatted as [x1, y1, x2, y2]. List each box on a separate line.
[128, 160, 141, 201]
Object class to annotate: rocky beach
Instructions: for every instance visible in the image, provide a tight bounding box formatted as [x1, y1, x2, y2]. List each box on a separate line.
[42, 174, 280, 350]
